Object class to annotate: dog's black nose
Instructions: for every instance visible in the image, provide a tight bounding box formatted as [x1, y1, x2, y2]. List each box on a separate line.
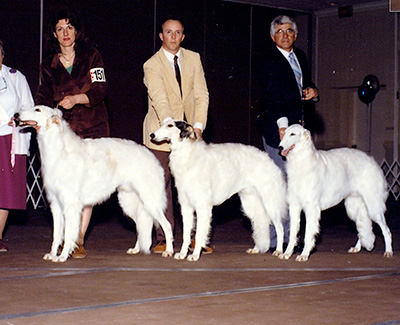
[150, 133, 155, 139]
[13, 113, 20, 126]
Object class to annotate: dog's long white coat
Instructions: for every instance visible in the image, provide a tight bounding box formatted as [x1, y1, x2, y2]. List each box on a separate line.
[279, 124, 392, 261]
[16, 106, 173, 262]
[152, 119, 287, 261]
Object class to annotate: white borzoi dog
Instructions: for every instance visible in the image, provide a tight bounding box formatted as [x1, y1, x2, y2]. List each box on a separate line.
[278, 124, 393, 262]
[151, 118, 287, 261]
[14, 105, 173, 262]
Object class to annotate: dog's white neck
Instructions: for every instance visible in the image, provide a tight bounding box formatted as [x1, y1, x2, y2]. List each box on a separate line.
[285, 140, 319, 174]
[169, 136, 203, 172]
[37, 120, 81, 170]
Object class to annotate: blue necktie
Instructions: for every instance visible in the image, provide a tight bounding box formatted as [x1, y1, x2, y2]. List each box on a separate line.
[289, 52, 302, 95]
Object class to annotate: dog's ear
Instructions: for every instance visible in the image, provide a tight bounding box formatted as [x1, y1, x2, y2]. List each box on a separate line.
[175, 121, 196, 141]
[162, 117, 174, 126]
[47, 115, 63, 132]
[187, 125, 197, 141]
[303, 129, 311, 141]
[53, 106, 63, 118]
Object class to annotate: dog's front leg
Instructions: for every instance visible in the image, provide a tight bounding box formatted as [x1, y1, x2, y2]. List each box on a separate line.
[296, 204, 321, 262]
[279, 204, 302, 260]
[43, 201, 64, 261]
[174, 204, 194, 260]
[187, 205, 212, 262]
[53, 203, 81, 262]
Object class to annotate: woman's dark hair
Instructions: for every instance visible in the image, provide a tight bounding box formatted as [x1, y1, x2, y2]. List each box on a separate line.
[44, 6, 89, 57]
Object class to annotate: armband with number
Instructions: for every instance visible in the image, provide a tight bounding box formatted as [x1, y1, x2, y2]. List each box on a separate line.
[90, 68, 106, 83]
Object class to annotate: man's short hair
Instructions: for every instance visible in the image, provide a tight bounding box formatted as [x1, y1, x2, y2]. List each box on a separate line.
[160, 15, 185, 33]
[270, 15, 298, 36]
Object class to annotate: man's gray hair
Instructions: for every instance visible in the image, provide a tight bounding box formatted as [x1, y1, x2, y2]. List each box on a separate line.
[270, 15, 298, 36]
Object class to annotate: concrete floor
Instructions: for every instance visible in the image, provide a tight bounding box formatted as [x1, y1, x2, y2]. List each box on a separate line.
[0, 197, 399, 325]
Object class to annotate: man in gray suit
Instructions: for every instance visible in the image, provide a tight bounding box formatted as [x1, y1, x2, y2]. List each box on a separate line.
[257, 15, 319, 247]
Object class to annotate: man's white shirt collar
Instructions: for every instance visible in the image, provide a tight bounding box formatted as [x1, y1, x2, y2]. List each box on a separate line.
[276, 46, 293, 61]
[162, 48, 182, 66]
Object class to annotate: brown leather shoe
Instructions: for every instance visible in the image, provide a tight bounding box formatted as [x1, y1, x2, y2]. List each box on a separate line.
[202, 245, 213, 254]
[153, 240, 166, 254]
[71, 245, 87, 258]
[190, 240, 213, 254]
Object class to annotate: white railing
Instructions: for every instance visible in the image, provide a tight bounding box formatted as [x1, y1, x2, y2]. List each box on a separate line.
[381, 159, 400, 200]
[26, 152, 47, 209]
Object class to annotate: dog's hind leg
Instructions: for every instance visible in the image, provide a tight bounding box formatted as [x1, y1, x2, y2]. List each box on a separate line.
[144, 204, 173, 258]
[175, 202, 194, 260]
[187, 205, 212, 262]
[270, 216, 285, 257]
[239, 190, 270, 255]
[134, 204, 154, 255]
[280, 204, 302, 260]
[345, 195, 375, 254]
[366, 199, 393, 258]
[118, 191, 148, 255]
[375, 216, 393, 257]
[264, 195, 286, 256]
[43, 200, 64, 261]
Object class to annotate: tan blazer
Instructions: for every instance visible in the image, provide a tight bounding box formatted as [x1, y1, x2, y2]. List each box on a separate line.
[143, 47, 209, 151]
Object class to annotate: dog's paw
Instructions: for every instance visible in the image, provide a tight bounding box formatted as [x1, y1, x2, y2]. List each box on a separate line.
[187, 254, 200, 262]
[295, 255, 309, 262]
[126, 247, 140, 255]
[162, 250, 173, 258]
[348, 246, 361, 254]
[174, 252, 187, 260]
[278, 253, 291, 260]
[384, 251, 393, 258]
[272, 250, 282, 257]
[43, 253, 55, 261]
[246, 248, 260, 255]
[51, 255, 68, 263]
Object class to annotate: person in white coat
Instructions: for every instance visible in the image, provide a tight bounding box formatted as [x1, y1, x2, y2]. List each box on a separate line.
[0, 40, 34, 251]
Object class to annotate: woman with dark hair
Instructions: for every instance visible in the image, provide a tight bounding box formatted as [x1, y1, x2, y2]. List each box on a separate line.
[35, 7, 110, 259]
[0, 40, 34, 251]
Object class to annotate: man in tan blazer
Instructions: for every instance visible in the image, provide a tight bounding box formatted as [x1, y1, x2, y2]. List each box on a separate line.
[143, 17, 209, 253]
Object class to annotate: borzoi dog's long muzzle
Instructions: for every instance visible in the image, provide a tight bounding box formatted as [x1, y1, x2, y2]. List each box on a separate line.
[13, 112, 38, 128]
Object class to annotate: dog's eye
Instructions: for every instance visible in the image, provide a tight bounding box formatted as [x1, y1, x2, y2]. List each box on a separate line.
[290, 133, 296, 136]
[167, 124, 174, 128]
[35, 108, 41, 112]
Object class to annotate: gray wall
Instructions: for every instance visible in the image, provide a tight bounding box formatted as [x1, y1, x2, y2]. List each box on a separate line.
[314, 2, 398, 164]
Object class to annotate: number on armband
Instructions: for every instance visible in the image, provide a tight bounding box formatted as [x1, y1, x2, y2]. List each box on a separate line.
[90, 68, 106, 83]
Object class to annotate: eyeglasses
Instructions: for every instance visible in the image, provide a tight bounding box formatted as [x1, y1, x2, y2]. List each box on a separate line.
[0, 77, 6, 92]
[275, 28, 295, 36]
